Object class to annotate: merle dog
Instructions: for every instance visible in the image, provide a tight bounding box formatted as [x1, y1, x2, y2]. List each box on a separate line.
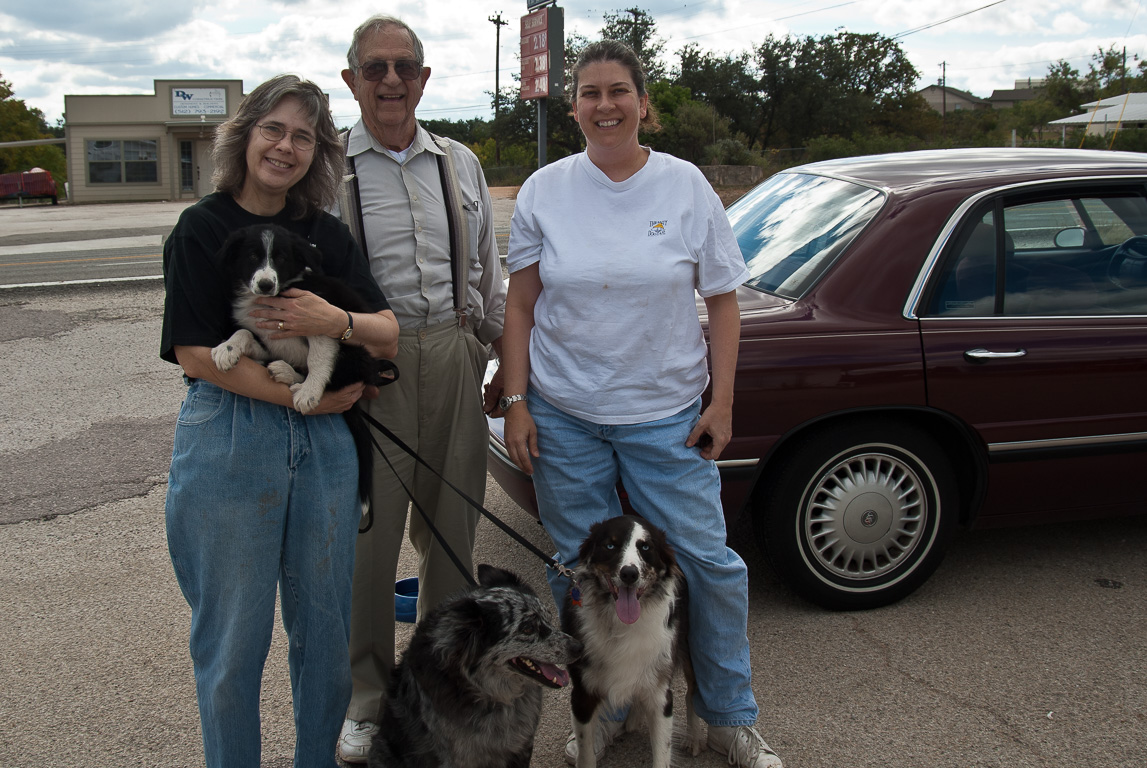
[369, 565, 581, 768]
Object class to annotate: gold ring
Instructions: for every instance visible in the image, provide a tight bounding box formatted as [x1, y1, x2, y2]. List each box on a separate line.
[278, 321, 284, 331]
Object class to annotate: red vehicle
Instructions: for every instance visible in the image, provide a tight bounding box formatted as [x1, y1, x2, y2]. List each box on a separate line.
[0, 169, 58, 204]
[486, 148, 1147, 610]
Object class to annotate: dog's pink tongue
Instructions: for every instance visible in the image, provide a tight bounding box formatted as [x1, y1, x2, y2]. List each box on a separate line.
[616, 586, 641, 624]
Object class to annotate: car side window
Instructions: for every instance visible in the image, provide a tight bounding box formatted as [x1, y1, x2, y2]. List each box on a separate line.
[928, 191, 1147, 317]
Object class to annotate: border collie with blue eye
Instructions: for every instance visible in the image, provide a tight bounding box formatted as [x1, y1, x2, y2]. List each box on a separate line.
[563, 514, 703, 768]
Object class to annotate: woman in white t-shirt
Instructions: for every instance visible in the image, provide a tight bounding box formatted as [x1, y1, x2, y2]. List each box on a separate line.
[496, 40, 783, 768]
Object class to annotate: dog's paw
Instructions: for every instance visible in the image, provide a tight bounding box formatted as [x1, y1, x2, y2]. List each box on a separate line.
[686, 716, 705, 756]
[292, 383, 323, 414]
[267, 360, 304, 385]
[211, 342, 241, 371]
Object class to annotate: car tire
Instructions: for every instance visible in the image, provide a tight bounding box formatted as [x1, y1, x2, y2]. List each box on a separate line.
[756, 419, 958, 610]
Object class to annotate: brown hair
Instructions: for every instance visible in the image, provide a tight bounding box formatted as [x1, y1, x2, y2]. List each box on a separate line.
[211, 74, 342, 219]
[573, 39, 661, 132]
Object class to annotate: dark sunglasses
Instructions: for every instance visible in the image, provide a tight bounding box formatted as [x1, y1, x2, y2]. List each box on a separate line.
[359, 59, 422, 82]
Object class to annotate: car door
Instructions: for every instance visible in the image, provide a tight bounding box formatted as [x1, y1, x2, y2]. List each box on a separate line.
[917, 182, 1147, 523]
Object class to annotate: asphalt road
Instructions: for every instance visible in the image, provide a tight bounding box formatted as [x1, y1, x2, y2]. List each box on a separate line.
[0, 196, 514, 287]
[1, 201, 1145, 768]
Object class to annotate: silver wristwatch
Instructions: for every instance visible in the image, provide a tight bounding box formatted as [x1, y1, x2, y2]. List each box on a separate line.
[499, 393, 528, 411]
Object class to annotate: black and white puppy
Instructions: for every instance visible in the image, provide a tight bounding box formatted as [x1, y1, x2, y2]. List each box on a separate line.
[211, 224, 394, 510]
[564, 515, 703, 768]
[369, 565, 582, 768]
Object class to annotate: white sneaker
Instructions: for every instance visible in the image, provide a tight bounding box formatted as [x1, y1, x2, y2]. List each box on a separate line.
[564, 715, 626, 765]
[338, 718, 379, 765]
[707, 725, 783, 768]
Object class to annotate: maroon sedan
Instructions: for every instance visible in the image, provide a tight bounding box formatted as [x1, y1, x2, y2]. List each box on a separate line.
[487, 148, 1147, 609]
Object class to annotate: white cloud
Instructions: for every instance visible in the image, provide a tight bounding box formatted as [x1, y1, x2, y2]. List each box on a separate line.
[1, 0, 1144, 125]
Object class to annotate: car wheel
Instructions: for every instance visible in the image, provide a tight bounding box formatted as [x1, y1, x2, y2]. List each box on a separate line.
[756, 419, 957, 610]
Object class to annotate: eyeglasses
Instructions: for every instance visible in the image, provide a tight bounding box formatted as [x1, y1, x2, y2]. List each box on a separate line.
[358, 59, 423, 82]
[255, 123, 317, 151]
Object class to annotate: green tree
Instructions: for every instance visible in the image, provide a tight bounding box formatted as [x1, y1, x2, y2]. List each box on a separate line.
[746, 31, 920, 150]
[0, 74, 67, 180]
[599, 8, 666, 80]
[673, 44, 760, 149]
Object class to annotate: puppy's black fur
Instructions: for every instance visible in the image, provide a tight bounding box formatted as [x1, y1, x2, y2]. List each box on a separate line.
[211, 224, 394, 510]
[370, 565, 582, 768]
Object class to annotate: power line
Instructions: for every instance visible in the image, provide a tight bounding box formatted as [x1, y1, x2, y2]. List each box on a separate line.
[892, 0, 1010, 40]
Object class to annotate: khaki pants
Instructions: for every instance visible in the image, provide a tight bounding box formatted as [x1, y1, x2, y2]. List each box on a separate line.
[346, 320, 489, 722]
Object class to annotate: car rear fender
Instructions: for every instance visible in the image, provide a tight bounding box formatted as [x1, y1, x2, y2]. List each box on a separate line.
[747, 406, 988, 527]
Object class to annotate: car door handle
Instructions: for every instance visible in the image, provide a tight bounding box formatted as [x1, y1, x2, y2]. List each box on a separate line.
[964, 347, 1027, 361]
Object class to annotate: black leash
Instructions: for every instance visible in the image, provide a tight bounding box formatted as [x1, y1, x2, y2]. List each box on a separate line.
[358, 407, 578, 587]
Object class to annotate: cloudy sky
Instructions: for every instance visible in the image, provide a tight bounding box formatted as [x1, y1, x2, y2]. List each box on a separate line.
[1, 0, 1143, 129]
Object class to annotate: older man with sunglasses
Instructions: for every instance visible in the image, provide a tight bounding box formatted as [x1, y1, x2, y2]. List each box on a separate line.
[335, 14, 507, 764]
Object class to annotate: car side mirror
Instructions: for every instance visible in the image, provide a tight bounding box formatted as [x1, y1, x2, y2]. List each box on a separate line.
[1054, 227, 1086, 248]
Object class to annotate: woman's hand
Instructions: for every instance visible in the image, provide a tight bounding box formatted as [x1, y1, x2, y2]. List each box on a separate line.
[251, 288, 341, 339]
[686, 402, 732, 461]
[504, 405, 539, 476]
[307, 381, 367, 415]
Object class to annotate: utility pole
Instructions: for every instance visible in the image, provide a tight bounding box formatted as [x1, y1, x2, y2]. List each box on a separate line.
[939, 61, 947, 132]
[489, 13, 508, 165]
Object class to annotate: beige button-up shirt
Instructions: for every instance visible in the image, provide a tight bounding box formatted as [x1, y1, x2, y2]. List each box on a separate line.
[344, 120, 505, 345]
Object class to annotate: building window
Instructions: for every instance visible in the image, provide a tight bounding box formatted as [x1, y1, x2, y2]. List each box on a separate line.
[86, 139, 159, 184]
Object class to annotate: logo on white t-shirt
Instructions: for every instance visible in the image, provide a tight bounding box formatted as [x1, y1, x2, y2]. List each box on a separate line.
[647, 220, 667, 237]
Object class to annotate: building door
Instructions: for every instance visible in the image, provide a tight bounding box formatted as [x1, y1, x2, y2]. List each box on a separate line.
[179, 141, 195, 196]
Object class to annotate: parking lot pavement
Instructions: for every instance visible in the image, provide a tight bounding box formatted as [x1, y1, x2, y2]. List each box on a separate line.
[2, 207, 1146, 767]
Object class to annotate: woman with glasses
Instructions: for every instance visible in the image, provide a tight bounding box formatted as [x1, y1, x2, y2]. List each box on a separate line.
[160, 73, 399, 768]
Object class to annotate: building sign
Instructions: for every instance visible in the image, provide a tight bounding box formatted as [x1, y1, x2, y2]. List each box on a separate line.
[170, 87, 227, 116]
[520, 7, 563, 100]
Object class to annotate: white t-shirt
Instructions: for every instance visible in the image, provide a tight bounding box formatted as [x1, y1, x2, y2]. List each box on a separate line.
[507, 150, 749, 424]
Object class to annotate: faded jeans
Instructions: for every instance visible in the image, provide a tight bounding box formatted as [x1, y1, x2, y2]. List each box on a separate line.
[166, 380, 360, 768]
[528, 389, 759, 726]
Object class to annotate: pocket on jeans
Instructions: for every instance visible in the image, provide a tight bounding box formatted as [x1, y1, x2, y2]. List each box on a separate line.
[176, 382, 226, 426]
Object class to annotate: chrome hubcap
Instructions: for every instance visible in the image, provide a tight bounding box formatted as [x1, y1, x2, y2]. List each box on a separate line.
[804, 452, 927, 582]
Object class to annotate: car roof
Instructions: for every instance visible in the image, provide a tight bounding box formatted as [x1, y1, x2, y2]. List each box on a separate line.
[782, 148, 1147, 195]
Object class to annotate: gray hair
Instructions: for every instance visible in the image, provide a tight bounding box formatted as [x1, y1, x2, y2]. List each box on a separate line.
[211, 74, 343, 220]
[346, 15, 425, 71]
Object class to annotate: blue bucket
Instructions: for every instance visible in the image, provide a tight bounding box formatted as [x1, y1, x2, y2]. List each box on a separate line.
[395, 577, 418, 623]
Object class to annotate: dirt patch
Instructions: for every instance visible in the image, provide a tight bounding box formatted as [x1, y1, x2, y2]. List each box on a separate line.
[715, 186, 754, 207]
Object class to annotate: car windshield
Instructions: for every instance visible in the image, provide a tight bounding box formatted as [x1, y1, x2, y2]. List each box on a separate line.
[728, 172, 885, 299]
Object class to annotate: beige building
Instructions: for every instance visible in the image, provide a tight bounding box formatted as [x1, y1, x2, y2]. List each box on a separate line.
[63, 79, 245, 204]
[916, 84, 988, 115]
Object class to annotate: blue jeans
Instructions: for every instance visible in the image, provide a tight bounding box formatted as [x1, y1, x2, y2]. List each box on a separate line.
[528, 390, 759, 726]
[166, 380, 360, 768]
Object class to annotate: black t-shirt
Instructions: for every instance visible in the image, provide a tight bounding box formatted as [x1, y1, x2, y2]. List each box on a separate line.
[160, 192, 388, 365]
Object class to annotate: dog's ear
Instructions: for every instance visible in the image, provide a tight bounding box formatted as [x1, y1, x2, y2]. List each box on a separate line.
[577, 520, 608, 564]
[439, 595, 500, 666]
[294, 234, 324, 275]
[477, 564, 525, 590]
[216, 227, 253, 266]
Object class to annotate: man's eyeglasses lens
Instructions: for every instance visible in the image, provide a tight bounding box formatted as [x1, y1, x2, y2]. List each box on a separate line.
[360, 59, 422, 81]
[256, 124, 316, 151]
